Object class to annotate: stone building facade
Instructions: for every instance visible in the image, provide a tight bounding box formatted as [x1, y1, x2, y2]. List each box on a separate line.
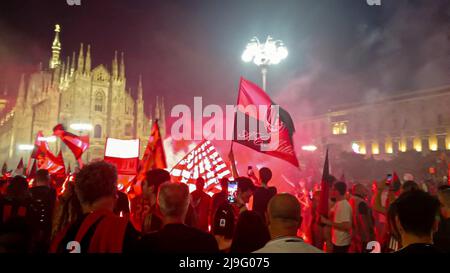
[0, 24, 166, 167]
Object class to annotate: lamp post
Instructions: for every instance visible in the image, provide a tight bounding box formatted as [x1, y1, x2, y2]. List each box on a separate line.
[242, 36, 288, 91]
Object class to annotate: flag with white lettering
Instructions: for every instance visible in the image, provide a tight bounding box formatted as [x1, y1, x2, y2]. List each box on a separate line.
[232, 77, 299, 167]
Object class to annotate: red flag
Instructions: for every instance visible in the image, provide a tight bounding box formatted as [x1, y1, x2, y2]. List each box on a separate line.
[27, 160, 37, 179]
[232, 77, 299, 167]
[14, 158, 24, 176]
[393, 172, 400, 183]
[40, 151, 65, 176]
[318, 149, 333, 217]
[53, 124, 89, 160]
[170, 140, 232, 195]
[29, 132, 65, 178]
[2, 162, 8, 175]
[136, 119, 167, 182]
[30, 131, 50, 159]
[27, 132, 48, 175]
[104, 138, 140, 190]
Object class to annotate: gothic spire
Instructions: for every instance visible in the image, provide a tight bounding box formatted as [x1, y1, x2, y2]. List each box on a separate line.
[17, 74, 26, 106]
[112, 50, 118, 80]
[70, 51, 76, 76]
[138, 74, 143, 101]
[85, 44, 91, 75]
[65, 55, 70, 80]
[60, 61, 66, 84]
[49, 24, 62, 69]
[77, 43, 84, 74]
[120, 52, 125, 80]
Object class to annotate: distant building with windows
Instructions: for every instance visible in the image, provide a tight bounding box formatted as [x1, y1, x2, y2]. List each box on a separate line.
[298, 85, 450, 158]
[0, 24, 166, 166]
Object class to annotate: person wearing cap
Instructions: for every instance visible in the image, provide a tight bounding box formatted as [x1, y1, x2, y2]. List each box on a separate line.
[211, 202, 235, 253]
[254, 193, 323, 253]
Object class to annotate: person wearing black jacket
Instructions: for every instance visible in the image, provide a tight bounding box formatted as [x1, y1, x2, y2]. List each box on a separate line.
[253, 167, 277, 222]
[138, 182, 219, 253]
[393, 190, 443, 254]
[29, 169, 56, 253]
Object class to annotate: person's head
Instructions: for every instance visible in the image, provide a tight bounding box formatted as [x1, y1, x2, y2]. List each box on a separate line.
[158, 182, 190, 224]
[236, 177, 255, 204]
[212, 202, 235, 239]
[394, 190, 440, 244]
[75, 161, 118, 213]
[437, 188, 450, 219]
[400, 180, 419, 194]
[352, 183, 368, 199]
[259, 167, 272, 186]
[403, 173, 414, 182]
[267, 193, 302, 239]
[6, 176, 29, 201]
[331, 181, 347, 200]
[142, 169, 171, 198]
[230, 211, 270, 253]
[35, 169, 50, 186]
[196, 177, 205, 191]
[219, 178, 229, 193]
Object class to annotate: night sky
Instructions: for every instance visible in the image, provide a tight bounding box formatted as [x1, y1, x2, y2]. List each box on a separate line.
[0, 0, 449, 117]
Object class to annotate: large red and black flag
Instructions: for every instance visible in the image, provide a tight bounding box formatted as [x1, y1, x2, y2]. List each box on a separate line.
[318, 149, 333, 217]
[136, 119, 167, 182]
[232, 77, 299, 167]
[53, 124, 89, 161]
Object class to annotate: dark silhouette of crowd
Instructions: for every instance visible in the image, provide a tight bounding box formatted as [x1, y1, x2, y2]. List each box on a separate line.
[0, 160, 449, 254]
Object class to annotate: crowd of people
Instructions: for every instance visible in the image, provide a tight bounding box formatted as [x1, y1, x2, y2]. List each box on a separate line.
[0, 160, 449, 254]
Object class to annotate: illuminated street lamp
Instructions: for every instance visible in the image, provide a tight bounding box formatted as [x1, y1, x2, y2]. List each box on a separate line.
[242, 36, 288, 91]
[301, 145, 318, 152]
[37, 136, 57, 143]
[70, 123, 93, 131]
[17, 144, 34, 151]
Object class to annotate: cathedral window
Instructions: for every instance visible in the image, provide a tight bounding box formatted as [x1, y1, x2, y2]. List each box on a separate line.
[96, 73, 104, 81]
[94, 124, 102, 138]
[95, 91, 104, 112]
